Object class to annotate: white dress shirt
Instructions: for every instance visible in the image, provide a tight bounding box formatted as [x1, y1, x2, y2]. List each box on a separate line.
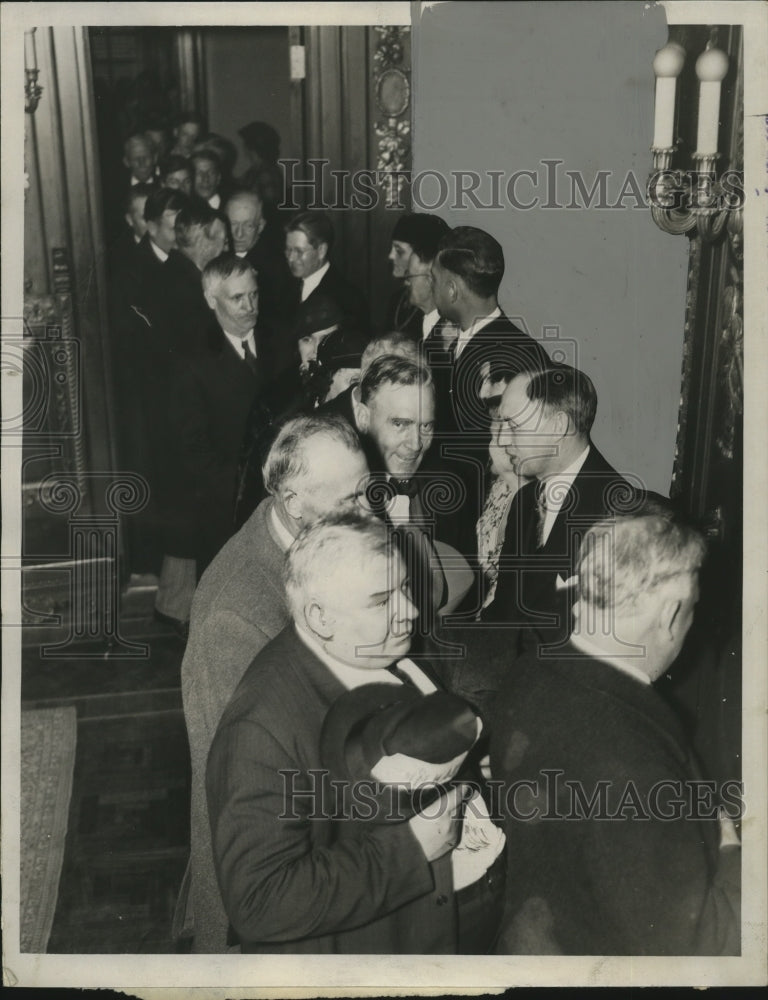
[454, 306, 501, 358]
[422, 308, 441, 341]
[207, 193, 221, 210]
[149, 239, 169, 263]
[537, 445, 591, 546]
[301, 262, 330, 302]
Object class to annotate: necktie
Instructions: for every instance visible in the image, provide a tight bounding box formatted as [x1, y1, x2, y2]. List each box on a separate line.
[242, 337, 259, 375]
[535, 479, 548, 549]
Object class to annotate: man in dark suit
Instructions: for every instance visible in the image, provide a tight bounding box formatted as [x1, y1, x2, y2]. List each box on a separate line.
[112, 187, 190, 317]
[428, 226, 550, 564]
[225, 189, 293, 331]
[207, 510, 492, 953]
[190, 149, 227, 211]
[158, 202, 229, 356]
[284, 210, 368, 336]
[485, 364, 640, 654]
[430, 225, 550, 439]
[351, 355, 474, 632]
[108, 188, 192, 576]
[107, 183, 152, 274]
[166, 254, 271, 576]
[159, 154, 193, 196]
[490, 511, 740, 955]
[176, 414, 371, 953]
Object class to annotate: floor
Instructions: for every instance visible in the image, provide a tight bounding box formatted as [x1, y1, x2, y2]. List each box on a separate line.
[21, 580, 192, 954]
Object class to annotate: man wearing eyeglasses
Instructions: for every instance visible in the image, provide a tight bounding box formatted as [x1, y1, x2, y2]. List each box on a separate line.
[284, 210, 368, 337]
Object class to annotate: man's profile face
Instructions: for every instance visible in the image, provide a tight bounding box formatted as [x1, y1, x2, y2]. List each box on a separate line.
[296, 438, 370, 524]
[320, 549, 417, 669]
[164, 168, 192, 196]
[388, 240, 413, 278]
[207, 269, 258, 337]
[124, 139, 156, 183]
[285, 229, 327, 280]
[497, 374, 558, 479]
[198, 218, 228, 268]
[193, 157, 221, 201]
[364, 382, 435, 478]
[149, 208, 181, 254]
[226, 197, 264, 254]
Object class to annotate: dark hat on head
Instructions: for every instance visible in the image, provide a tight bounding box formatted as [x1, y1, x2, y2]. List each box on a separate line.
[320, 683, 479, 784]
[317, 328, 368, 375]
[391, 213, 451, 260]
[239, 121, 281, 162]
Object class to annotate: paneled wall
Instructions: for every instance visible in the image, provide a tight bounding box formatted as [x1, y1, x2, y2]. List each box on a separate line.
[203, 27, 293, 178]
[411, 1, 689, 496]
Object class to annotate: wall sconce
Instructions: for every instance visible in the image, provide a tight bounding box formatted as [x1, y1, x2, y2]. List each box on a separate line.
[25, 28, 43, 114]
[649, 40, 740, 241]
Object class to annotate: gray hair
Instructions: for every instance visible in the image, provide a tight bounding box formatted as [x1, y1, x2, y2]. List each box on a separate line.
[262, 414, 361, 496]
[360, 333, 421, 374]
[201, 253, 256, 297]
[577, 513, 707, 614]
[359, 355, 433, 406]
[284, 509, 391, 620]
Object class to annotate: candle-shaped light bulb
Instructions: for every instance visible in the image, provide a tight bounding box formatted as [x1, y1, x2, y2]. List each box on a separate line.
[652, 42, 685, 148]
[695, 47, 729, 156]
[24, 28, 38, 71]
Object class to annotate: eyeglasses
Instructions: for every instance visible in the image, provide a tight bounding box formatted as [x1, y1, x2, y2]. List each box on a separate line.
[285, 246, 316, 258]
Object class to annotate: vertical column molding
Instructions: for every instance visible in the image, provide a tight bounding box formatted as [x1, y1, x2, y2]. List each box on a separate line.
[176, 29, 208, 117]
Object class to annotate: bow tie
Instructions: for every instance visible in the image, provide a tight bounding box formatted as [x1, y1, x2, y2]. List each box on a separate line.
[391, 478, 419, 498]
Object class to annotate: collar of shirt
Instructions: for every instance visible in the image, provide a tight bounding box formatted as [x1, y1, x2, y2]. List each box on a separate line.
[537, 444, 591, 545]
[269, 502, 295, 552]
[222, 328, 256, 360]
[207, 193, 221, 210]
[569, 630, 651, 686]
[149, 238, 169, 263]
[301, 261, 330, 302]
[454, 306, 501, 358]
[422, 308, 440, 341]
[384, 474, 415, 523]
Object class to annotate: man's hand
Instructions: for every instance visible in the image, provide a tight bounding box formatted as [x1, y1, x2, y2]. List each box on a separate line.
[408, 784, 468, 862]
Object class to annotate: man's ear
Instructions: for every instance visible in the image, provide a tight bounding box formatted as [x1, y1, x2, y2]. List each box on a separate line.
[660, 596, 683, 639]
[551, 409, 570, 439]
[203, 289, 217, 311]
[305, 599, 333, 641]
[351, 392, 369, 433]
[282, 488, 302, 522]
[317, 241, 329, 265]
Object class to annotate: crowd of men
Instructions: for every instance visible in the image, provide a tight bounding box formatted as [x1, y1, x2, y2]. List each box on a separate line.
[106, 115, 741, 958]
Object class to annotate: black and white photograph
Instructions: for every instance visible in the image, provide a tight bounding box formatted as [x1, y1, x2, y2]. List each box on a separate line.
[2, 0, 766, 992]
